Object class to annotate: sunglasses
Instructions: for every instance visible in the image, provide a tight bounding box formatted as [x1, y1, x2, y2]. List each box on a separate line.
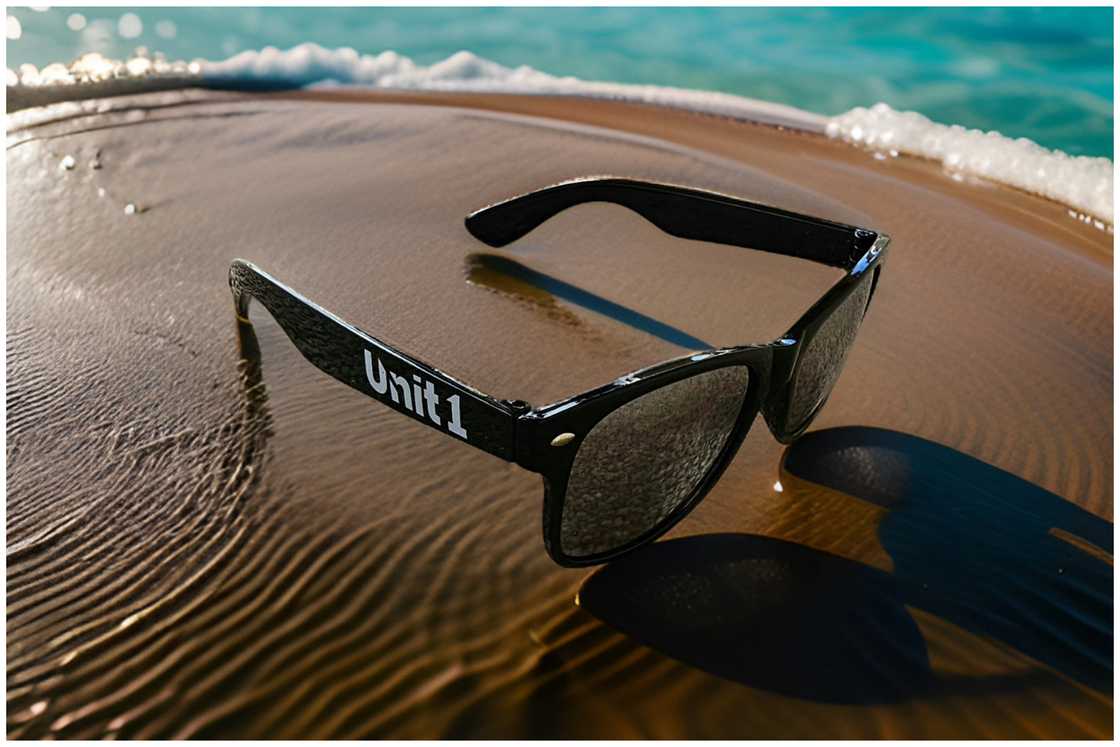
[230, 177, 888, 567]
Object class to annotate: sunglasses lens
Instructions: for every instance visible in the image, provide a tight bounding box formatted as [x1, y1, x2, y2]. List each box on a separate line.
[559, 365, 750, 560]
[786, 271, 874, 430]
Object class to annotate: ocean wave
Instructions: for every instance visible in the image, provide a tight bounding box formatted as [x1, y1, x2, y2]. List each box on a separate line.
[6, 43, 1112, 224]
[827, 104, 1113, 226]
[203, 44, 825, 131]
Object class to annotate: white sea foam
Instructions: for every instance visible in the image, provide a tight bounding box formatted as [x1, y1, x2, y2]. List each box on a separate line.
[202, 44, 825, 131]
[827, 103, 1113, 224]
[7, 43, 1113, 224]
[9, 49, 199, 87]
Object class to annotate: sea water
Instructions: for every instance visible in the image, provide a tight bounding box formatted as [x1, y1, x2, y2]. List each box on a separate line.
[7, 6, 1111, 157]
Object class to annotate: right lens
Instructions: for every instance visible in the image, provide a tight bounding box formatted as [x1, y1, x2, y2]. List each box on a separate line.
[559, 365, 750, 560]
[785, 272, 873, 429]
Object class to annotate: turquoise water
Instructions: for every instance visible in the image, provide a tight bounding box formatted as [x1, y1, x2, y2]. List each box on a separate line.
[7, 6, 1113, 157]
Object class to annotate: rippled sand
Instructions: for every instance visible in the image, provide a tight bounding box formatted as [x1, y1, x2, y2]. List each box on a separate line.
[6, 89, 1112, 738]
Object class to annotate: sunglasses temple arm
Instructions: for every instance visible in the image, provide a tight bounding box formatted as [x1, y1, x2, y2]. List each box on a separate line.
[229, 260, 518, 462]
[465, 177, 875, 269]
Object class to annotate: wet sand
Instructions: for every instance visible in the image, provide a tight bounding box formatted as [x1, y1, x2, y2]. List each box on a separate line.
[6, 89, 1112, 738]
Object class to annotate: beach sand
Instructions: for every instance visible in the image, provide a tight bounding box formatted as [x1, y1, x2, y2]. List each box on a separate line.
[6, 89, 1112, 738]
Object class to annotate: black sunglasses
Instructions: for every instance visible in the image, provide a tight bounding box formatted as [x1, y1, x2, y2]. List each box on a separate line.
[230, 177, 889, 567]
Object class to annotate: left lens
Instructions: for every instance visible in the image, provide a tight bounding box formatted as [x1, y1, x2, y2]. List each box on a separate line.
[559, 365, 750, 560]
[785, 272, 873, 430]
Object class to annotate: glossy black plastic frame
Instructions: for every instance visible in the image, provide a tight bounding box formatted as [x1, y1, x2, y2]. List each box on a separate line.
[230, 177, 889, 567]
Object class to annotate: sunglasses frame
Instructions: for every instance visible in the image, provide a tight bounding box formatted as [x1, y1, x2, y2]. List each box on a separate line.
[229, 177, 888, 568]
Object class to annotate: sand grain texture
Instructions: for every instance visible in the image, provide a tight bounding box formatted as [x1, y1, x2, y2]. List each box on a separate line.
[6, 90, 1113, 738]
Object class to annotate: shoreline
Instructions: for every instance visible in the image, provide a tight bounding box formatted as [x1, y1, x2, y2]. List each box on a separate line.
[16, 84, 1109, 252]
[8, 74, 1111, 226]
